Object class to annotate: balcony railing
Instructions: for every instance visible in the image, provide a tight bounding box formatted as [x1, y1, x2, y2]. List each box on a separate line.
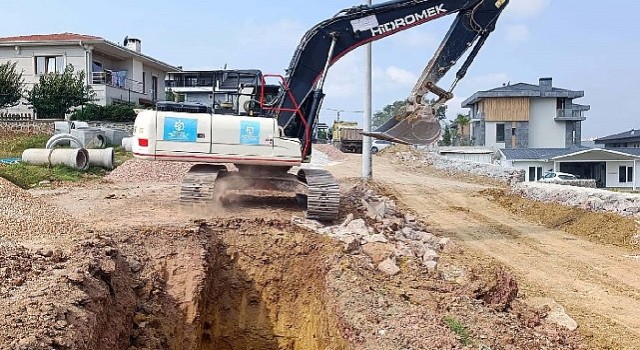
[91, 71, 144, 94]
[165, 80, 214, 88]
[556, 109, 586, 121]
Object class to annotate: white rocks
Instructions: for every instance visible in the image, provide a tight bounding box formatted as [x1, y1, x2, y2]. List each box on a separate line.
[339, 218, 371, 237]
[526, 297, 578, 331]
[396, 151, 525, 185]
[422, 248, 439, 262]
[377, 258, 400, 276]
[338, 235, 360, 254]
[514, 182, 640, 218]
[362, 233, 389, 244]
[423, 260, 438, 273]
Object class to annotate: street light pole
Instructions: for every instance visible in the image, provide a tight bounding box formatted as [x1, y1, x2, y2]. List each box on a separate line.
[362, 0, 373, 179]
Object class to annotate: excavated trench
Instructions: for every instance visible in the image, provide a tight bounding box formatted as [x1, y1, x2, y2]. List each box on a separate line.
[107, 220, 349, 350]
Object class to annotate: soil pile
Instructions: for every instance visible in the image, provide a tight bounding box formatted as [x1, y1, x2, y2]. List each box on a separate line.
[484, 188, 638, 247]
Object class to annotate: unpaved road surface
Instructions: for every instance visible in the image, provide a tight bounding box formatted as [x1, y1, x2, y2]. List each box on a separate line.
[329, 153, 640, 349]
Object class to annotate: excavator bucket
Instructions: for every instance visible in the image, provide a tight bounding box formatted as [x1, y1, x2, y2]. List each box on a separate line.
[364, 105, 442, 145]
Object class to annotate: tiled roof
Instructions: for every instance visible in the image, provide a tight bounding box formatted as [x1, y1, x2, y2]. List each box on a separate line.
[595, 129, 640, 142]
[0, 33, 101, 42]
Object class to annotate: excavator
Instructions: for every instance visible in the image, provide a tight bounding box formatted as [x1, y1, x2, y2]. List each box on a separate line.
[132, 0, 509, 221]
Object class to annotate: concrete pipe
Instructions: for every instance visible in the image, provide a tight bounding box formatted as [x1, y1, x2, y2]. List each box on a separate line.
[87, 147, 115, 170]
[22, 148, 90, 171]
[121, 137, 133, 152]
[46, 133, 84, 149]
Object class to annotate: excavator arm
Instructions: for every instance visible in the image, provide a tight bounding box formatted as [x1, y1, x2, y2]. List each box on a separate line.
[275, 0, 509, 156]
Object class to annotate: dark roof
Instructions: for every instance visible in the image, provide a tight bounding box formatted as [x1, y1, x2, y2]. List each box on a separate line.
[462, 82, 585, 107]
[605, 147, 640, 156]
[0, 33, 101, 42]
[595, 129, 640, 143]
[501, 147, 640, 160]
[500, 148, 579, 160]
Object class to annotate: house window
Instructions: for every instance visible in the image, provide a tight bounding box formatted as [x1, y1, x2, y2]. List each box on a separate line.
[619, 166, 634, 183]
[529, 166, 543, 181]
[35, 56, 65, 74]
[557, 98, 566, 110]
[142, 72, 146, 94]
[496, 123, 505, 143]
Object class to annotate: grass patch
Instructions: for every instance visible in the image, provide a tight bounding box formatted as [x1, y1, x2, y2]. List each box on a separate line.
[0, 163, 105, 189]
[114, 146, 133, 166]
[443, 316, 472, 346]
[0, 133, 50, 158]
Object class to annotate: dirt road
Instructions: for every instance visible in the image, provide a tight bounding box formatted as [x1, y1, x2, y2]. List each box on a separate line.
[329, 153, 640, 350]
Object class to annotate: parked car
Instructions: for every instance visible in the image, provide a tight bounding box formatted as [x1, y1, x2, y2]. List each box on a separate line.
[539, 171, 578, 182]
[371, 139, 392, 154]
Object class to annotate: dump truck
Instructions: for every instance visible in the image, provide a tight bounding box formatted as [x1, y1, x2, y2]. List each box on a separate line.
[331, 122, 363, 153]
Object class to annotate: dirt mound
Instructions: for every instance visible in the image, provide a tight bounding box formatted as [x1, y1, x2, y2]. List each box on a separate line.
[313, 144, 348, 162]
[484, 188, 638, 247]
[105, 159, 193, 183]
[0, 178, 78, 239]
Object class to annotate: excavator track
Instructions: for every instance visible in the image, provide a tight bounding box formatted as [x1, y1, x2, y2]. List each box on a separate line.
[297, 168, 340, 221]
[180, 164, 226, 203]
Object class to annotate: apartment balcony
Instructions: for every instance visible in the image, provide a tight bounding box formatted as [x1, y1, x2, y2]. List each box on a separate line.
[555, 109, 586, 121]
[90, 71, 149, 106]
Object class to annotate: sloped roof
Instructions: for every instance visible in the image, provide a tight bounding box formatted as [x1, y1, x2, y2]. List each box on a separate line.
[0, 33, 101, 42]
[500, 148, 578, 160]
[501, 147, 640, 161]
[462, 81, 585, 107]
[0, 32, 179, 72]
[595, 129, 640, 143]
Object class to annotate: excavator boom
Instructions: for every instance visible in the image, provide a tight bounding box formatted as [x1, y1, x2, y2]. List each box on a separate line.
[276, 0, 509, 149]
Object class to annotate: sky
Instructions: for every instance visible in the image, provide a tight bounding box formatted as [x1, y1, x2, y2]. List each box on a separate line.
[0, 0, 638, 138]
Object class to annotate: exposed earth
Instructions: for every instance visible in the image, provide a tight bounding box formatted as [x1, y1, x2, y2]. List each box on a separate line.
[1, 146, 638, 349]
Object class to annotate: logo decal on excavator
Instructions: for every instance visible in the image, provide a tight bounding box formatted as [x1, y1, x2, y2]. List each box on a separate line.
[163, 117, 197, 142]
[495, 0, 506, 8]
[240, 121, 261, 145]
[370, 4, 447, 37]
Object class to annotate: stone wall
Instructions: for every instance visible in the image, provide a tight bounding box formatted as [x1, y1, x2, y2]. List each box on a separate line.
[513, 182, 640, 217]
[0, 120, 55, 135]
[0, 120, 134, 136]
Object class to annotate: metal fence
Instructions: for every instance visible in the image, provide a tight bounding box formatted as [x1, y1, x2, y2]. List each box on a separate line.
[92, 71, 144, 94]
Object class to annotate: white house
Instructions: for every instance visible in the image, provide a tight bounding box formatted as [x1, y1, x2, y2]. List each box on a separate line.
[461, 78, 590, 149]
[0, 33, 179, 118]
[499, 148, 640, 189]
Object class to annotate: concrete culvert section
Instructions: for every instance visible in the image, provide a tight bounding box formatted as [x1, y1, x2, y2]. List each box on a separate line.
[22, 148, 90, 171]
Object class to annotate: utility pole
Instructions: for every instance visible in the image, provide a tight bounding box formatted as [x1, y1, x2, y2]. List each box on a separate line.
[362, 0, 373, 179]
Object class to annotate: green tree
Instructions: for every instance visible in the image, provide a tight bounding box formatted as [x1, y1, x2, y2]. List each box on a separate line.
[26, 65, 93, 119]
[373, 100, 406, 128]
[373, 98, 448, 128]
[441, 125, 452, 146]
[0, 61, 24, 109]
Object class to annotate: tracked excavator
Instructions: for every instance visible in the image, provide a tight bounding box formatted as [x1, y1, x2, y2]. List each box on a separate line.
[132, 0, 509, 221]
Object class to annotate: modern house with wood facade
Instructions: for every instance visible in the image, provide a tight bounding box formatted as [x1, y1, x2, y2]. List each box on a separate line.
[462, 78, 590, 149]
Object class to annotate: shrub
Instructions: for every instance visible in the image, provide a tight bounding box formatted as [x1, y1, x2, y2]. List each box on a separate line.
[71, 103, 138, 122]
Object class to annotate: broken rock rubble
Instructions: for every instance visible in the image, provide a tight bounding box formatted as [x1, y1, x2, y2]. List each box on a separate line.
[292, 186, 450, 276]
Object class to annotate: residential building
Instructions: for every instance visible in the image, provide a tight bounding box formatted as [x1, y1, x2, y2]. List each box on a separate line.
[165, 70, 266, 110]
[462, 77, 590, 149]
[0, 33, 179, 117]
[499, 148, 640, 188]
[594, 129, 640, 148]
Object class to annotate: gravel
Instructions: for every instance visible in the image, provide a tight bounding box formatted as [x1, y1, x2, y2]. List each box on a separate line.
[313, 144, 348, 162]
[513, 182, 640, 217]
[395, 149, 525, 185]
[105, 159, 193, 183]
[0, 178, 78, 239]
